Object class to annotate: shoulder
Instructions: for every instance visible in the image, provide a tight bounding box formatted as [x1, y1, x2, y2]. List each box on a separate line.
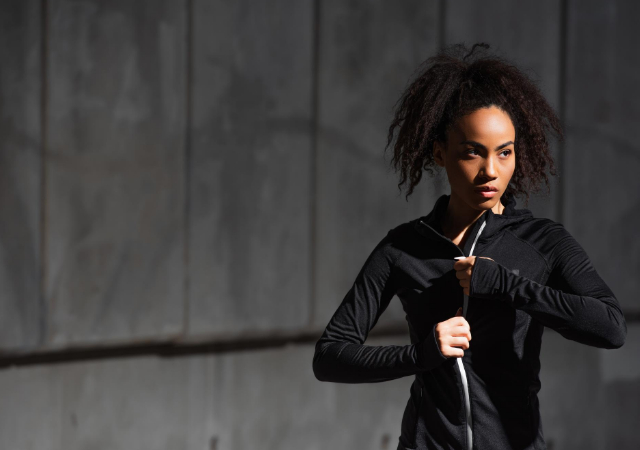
[358, 223, 409, 270]
[522, 216, 568, 236]
[366, 219, 423, 265]
[387, 218, 430, 248]
[509, 200, 570, 237]
[525, 216, 574, 240]
[376, 221, 416, 252]
[510, 215, 582, 260]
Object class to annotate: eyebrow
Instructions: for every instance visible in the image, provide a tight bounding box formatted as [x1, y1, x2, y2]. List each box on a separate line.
[459, 140, 514, 150]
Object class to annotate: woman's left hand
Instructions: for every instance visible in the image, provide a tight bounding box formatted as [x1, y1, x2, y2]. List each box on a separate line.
[454, 256, 495, 296]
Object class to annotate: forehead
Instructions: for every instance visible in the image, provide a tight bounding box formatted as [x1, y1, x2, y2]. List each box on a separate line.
[450, 106, 515, 142]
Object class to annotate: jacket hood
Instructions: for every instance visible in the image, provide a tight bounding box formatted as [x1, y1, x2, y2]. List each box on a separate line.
[415, 193, 534, 244]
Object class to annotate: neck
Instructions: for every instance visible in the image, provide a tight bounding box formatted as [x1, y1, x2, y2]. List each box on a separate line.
[441, 192, 504, 239]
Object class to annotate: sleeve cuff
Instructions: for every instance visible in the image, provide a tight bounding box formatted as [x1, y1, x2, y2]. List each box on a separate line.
[415, 323, 448, 371]
[469, 256, 505, 299]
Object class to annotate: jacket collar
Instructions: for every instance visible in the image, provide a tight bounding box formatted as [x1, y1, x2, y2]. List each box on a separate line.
[413, 193, 533, 245]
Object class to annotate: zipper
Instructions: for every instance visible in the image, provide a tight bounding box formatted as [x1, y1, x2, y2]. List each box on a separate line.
[417, 216, 486, 315]
[418, 217, 487, 450]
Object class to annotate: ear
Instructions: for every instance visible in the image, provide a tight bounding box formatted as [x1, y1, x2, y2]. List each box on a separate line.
[433, 140, 446, 167]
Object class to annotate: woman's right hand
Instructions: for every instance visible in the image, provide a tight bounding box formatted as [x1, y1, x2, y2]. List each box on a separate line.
[435, 307, 471, 358]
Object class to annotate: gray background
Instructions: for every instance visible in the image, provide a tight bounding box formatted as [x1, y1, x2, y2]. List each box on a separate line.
[0, 0, 638, 449]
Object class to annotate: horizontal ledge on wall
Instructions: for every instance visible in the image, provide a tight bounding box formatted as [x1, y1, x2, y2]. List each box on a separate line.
[1, 310, 638, 369]
[0, 321, 410, 369]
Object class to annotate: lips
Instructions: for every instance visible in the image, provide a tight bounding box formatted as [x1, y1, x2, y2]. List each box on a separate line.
[475, 186, 498, 192]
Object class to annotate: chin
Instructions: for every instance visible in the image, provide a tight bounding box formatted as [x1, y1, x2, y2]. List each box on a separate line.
[469, 194, 501, 210]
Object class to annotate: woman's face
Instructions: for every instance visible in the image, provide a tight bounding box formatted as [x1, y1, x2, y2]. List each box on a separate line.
[433, 105, 516, 213]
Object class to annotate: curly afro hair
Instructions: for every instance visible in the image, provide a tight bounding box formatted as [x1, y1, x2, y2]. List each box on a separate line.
[384, 42, 563, 205]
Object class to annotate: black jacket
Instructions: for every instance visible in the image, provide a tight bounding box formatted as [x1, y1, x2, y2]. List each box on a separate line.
[312, 194, 626, 450]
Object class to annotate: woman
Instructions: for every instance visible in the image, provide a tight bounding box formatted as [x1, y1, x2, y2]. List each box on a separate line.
[312, 43, 626, 450]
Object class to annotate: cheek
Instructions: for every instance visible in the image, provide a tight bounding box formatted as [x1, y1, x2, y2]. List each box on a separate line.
[445, 161, 477, 186]
[453, 161, 477, 180]
[504, 160, 516, 178]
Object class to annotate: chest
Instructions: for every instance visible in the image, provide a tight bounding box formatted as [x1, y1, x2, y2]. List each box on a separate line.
[394, 231, 549, 342]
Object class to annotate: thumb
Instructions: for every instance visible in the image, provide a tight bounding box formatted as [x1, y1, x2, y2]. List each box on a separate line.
[455, 307, 463, 317]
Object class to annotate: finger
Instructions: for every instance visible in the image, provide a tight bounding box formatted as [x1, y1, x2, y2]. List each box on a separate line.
[446, 317, 469, 330]
[453, 316, 469, 327]
[455, 267, 473, 280]
[453, 260, 472, 271]
[459, 279, 470, 288]
[450, 323, 470, 333]
[453, 255, 472, 264]
[448, 337, 470, 350]
[451, 326, 471, 340]
[440, 343, 465, 358]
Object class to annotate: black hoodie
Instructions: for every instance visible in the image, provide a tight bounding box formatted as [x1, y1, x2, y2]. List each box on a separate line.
[312, 193, 626, 450]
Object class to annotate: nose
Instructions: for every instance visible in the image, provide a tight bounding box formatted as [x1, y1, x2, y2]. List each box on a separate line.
[480, 154, 498, 178]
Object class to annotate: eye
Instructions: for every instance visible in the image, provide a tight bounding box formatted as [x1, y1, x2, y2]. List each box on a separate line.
[466, 148, 479, 155]
[500, 149, 512, 157]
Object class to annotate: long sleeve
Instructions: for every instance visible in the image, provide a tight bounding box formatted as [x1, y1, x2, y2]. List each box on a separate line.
[469, 226, 627, 349]
[312, 230, 448, 384]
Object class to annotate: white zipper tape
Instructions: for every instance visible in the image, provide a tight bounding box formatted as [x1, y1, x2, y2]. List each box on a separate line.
[454, 218, 486, 450]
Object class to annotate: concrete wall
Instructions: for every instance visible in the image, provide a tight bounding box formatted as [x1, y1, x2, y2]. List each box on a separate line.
[0, 0, 638, 448]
